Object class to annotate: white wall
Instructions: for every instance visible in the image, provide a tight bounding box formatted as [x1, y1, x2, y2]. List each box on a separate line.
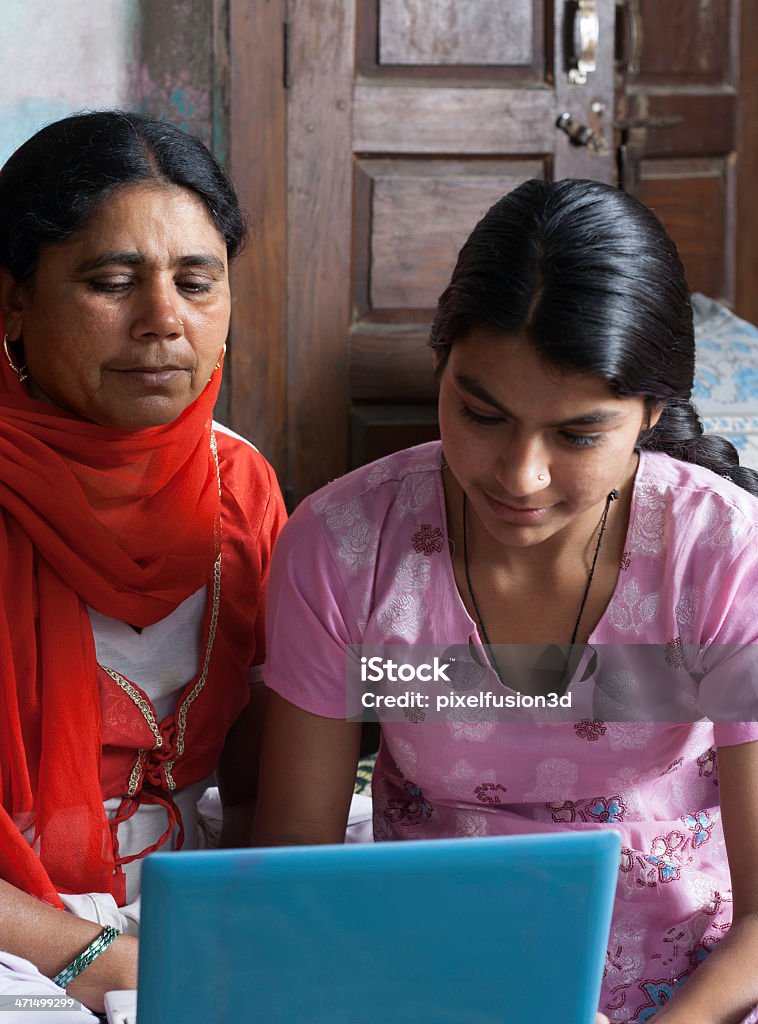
[0, 0, 140, 165]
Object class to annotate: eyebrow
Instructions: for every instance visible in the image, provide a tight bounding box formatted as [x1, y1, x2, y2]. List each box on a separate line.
[74, 251, 226, 275]
[455, 374, 625, 428]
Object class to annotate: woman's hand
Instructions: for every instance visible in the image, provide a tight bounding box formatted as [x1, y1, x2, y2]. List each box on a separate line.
[0, 879, 137, 1012]
[595, 1015, 610, 1024]
[65, 934, 138, 1013]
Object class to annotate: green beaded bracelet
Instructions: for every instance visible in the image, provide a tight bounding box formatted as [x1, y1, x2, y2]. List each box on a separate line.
[52, 925, 120, 989]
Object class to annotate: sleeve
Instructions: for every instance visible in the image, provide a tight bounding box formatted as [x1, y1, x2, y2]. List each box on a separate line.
[263, 500, 363, 719]
[248, 458, 287, 681]
[216, 429, 288, 679]
[696, 534, 758, 747]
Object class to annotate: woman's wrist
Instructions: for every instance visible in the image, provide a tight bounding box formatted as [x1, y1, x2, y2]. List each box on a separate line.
[53, 925, 120, 988]
[65, 934, 138, 1013]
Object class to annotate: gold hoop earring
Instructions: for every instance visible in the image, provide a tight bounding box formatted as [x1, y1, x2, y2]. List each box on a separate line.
[214, 342, 227, 371]
[3, 334, 28, 383]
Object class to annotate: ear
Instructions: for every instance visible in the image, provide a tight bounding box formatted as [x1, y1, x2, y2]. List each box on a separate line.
[646, 402, 664, 431]
[0, 269, 24, 340]
[432, 347, 451, 377]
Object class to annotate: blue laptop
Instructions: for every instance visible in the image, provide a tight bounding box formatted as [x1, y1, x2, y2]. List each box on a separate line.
[131, 831, 619, 1024]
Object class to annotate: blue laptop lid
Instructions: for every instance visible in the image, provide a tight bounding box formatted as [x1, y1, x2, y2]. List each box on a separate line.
[138, 831, 620, 1024]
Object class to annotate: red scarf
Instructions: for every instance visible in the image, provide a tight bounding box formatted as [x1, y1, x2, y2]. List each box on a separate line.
[0, 324, 239, 907]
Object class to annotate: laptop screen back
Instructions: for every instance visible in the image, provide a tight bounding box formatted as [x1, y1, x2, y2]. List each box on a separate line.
[137, 831, 620, 1024]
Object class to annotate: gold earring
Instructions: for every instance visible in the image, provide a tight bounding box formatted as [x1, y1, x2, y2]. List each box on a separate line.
[3, 334, 28, 383]
[214, 342, 227, 371]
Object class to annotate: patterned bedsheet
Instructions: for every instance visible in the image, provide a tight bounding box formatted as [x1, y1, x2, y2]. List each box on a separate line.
[693, 293, 758, 470]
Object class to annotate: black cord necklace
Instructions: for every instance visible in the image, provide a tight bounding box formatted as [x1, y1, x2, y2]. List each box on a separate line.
[462, 488, 619, 684]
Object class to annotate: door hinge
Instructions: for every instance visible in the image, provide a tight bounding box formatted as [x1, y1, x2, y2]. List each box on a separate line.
[283, 21, 292, 89]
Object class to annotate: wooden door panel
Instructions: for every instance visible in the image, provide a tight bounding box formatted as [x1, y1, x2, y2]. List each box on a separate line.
[378, 0, 535, 66]
[352, 87, 557, 154]
[352, 157, 547, 407]
[358, 158, 546, 314]
[350, 326, 437, 402]
[626, 95, 734, 159]
[619, 0, 740, 306]
[351, 405, 440, 470]
[358, 0, 545, 82]
[638, 159, 731, 299]
[635, 0, 730, 84]
[285, 0, 355, 506]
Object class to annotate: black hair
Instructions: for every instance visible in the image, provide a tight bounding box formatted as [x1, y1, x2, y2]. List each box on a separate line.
[0, 110, 246, 283]
[430, 178, 758, 497]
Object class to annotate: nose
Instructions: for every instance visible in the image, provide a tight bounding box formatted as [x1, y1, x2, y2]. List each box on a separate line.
[494, 432, 551, 498]
[130, 280, 184, 340]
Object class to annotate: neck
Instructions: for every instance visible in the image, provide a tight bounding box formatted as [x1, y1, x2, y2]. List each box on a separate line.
[445, 455, 637, 580]
[443, 456, 638, 647]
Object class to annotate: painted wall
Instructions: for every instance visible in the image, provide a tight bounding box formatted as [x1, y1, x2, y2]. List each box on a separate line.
[0, 0, 140, 165]
[0, 0, 219, 166]
[137, 0, 220, 153]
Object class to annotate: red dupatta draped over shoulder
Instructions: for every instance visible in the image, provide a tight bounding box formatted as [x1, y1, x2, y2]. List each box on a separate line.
[0, 320, 247, 908]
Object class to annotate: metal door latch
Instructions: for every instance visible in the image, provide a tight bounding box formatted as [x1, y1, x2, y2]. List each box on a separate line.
[556, 111, 607, 153]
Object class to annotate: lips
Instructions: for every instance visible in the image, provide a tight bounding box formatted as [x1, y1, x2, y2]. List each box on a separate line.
[114, 364, 188, 373]
[481, 490, 552, 525]
[112, 365, 191, 388]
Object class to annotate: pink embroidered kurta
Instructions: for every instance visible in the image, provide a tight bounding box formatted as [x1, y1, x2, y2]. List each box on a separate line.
[265, 442, 758, 1023]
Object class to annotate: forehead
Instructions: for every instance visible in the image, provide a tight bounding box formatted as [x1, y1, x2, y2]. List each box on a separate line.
[45, 183, 227, 266]
[451, 329, 607, 385]
[446, 329, 635, 417]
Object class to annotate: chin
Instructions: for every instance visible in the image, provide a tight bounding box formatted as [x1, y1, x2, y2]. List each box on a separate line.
[93, 398, 194, 431]
[491, 525, 558, 548]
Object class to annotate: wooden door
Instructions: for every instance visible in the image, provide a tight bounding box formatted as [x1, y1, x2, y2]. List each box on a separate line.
[616, 0, 757, 317]
[227, 0, 756, 507]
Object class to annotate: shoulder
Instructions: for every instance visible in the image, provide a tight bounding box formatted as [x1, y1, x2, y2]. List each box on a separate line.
[274, 441, 444, 579]
[267, 442, 448, 646]
[213, 421, 278, 489]
[212, 421, 286, 542]
[635, 451, 758, 551]
[213, 417, 260, 462]
[624, 452, 758, 642]
[305, 441, 443, 522]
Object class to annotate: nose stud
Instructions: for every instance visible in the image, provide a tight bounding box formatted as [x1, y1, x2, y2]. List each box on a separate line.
[537, 473, 546, 481]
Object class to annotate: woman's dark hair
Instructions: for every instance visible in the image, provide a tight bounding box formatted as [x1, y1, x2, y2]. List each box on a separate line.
[0, 110, 246, 282]
[430, 178, 758, 497]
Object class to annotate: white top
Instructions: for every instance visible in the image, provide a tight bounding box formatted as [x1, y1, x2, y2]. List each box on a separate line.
[59, 593, 210, 936]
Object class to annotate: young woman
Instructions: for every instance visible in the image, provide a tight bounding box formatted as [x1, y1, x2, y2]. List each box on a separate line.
[255, 179, 758, 1023]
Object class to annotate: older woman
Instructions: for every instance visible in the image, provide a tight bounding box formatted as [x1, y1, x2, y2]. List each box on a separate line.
[0, 111, 285, 1016]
